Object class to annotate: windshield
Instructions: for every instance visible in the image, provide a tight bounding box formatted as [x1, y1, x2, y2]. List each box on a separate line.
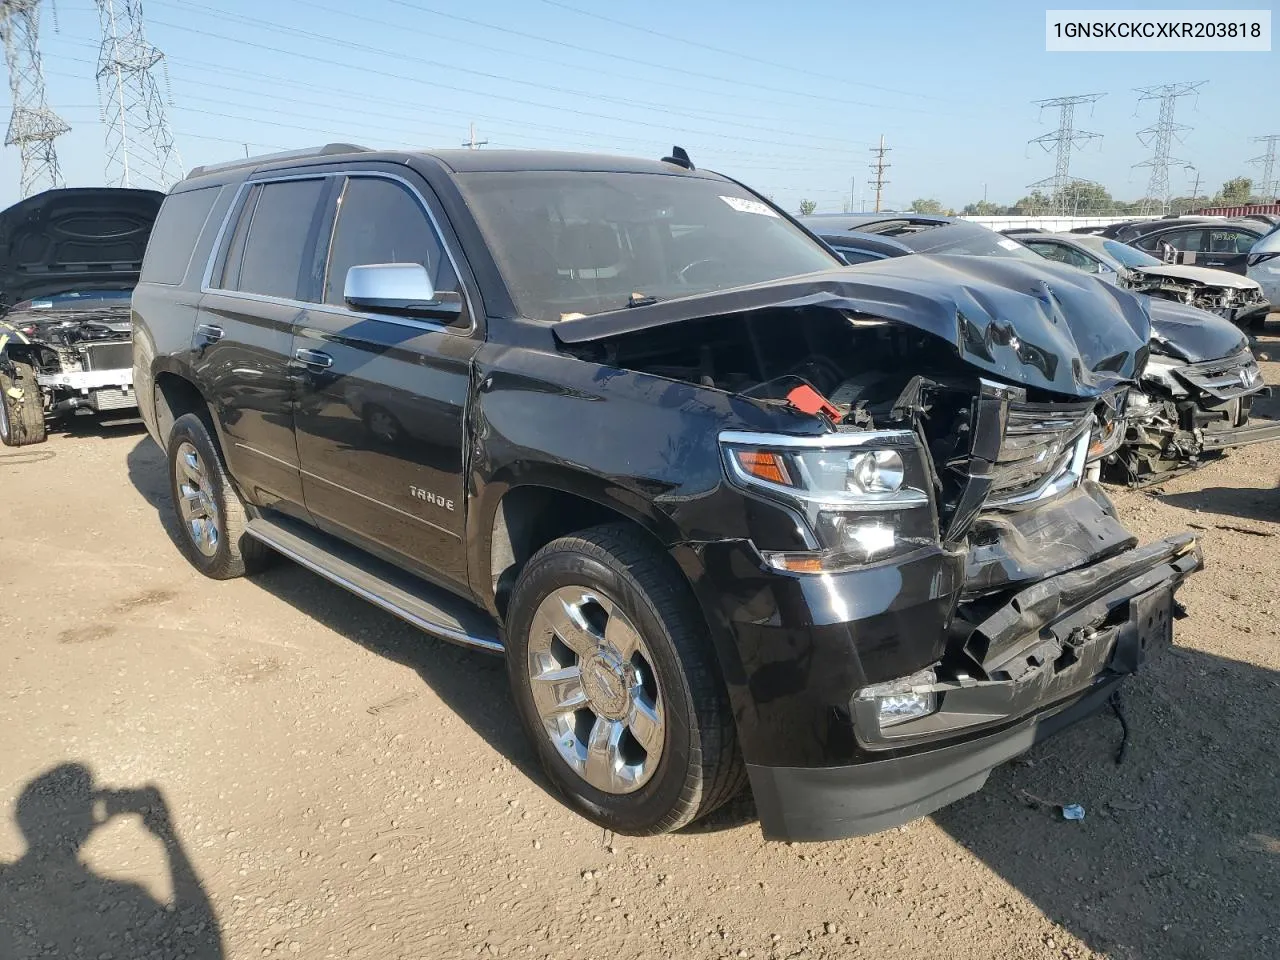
[457, 171, 840, 321]
[877, 222, 1047, 263]
[1094, 238, 1161, 268]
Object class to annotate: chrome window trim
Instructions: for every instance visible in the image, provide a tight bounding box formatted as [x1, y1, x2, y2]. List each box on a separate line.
[199, 169, 478, 337]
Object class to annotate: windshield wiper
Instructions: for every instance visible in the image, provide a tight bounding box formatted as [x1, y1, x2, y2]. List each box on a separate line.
[626, 292, 660, 308]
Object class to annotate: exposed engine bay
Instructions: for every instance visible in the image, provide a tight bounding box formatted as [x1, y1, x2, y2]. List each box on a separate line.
[1128, 273, 1270, 326]
[0, 303, 137, 447]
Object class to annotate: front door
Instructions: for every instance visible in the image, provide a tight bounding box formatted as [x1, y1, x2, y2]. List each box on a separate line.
[291, 173, 478, 590]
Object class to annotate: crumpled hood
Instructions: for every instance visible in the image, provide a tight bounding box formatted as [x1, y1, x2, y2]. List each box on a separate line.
[1145, 298, 1249, 362]
[554, 255, 1151, 398]
[1133, 264, 1261, 290]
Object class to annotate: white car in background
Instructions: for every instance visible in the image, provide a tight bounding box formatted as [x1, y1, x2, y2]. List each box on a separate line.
[1248, 226, 1280, 309]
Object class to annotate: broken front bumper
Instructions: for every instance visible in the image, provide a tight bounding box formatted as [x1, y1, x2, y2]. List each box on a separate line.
[1200, 415, 1280, 451]
[747, 534, 1202, 842]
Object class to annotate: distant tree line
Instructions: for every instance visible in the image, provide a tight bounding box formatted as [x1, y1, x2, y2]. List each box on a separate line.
[954, 176, 1262, 218]
[798, 176, 1268, 218]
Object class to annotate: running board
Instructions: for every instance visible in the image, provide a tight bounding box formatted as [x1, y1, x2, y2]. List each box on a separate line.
[244, 515, 503, 654]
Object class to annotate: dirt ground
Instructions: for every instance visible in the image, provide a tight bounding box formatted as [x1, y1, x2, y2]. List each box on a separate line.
[2, 331, 1278, 960]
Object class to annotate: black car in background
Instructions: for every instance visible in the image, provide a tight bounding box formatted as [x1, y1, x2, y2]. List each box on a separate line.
[132, 146, 1199, 841]
[802, 213, 1280, 484]
[0, 188, 164, 446]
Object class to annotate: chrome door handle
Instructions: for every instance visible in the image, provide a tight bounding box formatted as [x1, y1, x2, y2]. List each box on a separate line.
[293, 348, 333, 369]
[194, 323, 223, 344]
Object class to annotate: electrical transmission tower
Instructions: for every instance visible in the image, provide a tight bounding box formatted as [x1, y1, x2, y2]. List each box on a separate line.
[1026, 93, 1104, 215]
[1, 0, 69, 198]
[868, 135, 890, 213]
[1132, 81, 1206, 215]
[95, 0, 181, 189]
[1248, 135, 1280, 201]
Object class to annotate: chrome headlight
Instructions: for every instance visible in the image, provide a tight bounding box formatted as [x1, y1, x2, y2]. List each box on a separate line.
[719, 430, 938, 573]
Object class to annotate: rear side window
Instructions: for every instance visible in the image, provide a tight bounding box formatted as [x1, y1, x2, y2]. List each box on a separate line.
[1141, 229, 1203, 253]
[224, 178, 326, 299]
[323, 176, 457, 307]
[140, 186, 222, 285]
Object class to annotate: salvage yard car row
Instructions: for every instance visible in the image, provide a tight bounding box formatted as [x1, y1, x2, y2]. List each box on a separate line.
[1, 146, 1275, 843]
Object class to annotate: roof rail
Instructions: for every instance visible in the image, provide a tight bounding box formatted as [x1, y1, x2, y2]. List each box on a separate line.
[186, 143, 371, 179]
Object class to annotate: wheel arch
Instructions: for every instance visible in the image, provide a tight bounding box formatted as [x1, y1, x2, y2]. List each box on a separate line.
[475, 469, 681, 623]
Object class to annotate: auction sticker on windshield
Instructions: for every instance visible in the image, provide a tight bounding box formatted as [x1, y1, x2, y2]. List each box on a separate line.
[720, 196, 780, 217]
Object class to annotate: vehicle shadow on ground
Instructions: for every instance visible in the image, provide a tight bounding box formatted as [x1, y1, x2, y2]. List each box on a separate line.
[53, 416, 147, 441]
[1157, 483, 1280, 525]
[123, 436, 546, 788]
[0, 763, 223, 959]
[933, 646, 1280, 960]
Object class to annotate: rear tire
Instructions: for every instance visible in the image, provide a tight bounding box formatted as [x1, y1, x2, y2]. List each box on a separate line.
[0, 360, 47, 447]
[505, 523, 745, 835]
[166, 412, 271, 579]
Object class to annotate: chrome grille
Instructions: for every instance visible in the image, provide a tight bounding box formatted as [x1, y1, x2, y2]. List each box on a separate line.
[987, 400, 1093, 504]
[81, 341, 133, 371]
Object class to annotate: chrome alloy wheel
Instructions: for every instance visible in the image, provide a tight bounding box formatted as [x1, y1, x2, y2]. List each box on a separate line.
[527, 586, 665, 794]
[175, 441, 220, 557]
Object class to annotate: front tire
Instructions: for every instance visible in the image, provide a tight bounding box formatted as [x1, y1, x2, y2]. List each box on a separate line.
[0, 360, 47, 447]
[505, 523, 744, 835]
[166, 412, 270, 579]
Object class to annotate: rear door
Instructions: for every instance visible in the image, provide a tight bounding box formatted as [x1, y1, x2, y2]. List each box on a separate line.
[194, 175, 332, 512]
[290, 171, 479, 590]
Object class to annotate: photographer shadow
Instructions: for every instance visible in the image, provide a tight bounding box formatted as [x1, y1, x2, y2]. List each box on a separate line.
[0, 763, 222, 959]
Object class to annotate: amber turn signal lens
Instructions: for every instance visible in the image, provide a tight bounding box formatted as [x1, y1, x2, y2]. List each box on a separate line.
[733, 450, 792, 486]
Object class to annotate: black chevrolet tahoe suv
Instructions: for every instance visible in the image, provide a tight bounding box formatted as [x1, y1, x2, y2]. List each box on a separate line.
[133, 144, 1201, 841]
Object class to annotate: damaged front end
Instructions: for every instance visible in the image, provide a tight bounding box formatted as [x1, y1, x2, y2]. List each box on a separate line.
[1127, 269, 1271, 328]
[1, 304, 137, 420]
[555, 256, 1202, 839]
[1099, 300, 1280, 485]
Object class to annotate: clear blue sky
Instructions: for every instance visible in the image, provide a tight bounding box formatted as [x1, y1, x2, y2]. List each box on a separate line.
[3, 0, 1274, 212]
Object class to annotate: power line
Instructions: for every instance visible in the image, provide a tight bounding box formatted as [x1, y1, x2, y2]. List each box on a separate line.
[535, 0, 956, 106]
[150, 0, 875, 151]
[1025, 93, 1104, 215]
[382, 0, 946, 116]
[1, 0, 68, 197]
[1132, 81, 1206, 215]
[868, 135, 890, 213]
[38, 46, 855, 172]
[1248, 135, 1280, 200]
[95, 0, 182, 189]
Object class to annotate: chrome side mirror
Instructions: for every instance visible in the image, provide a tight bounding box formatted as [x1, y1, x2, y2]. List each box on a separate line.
[344, 263, 459, 319]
